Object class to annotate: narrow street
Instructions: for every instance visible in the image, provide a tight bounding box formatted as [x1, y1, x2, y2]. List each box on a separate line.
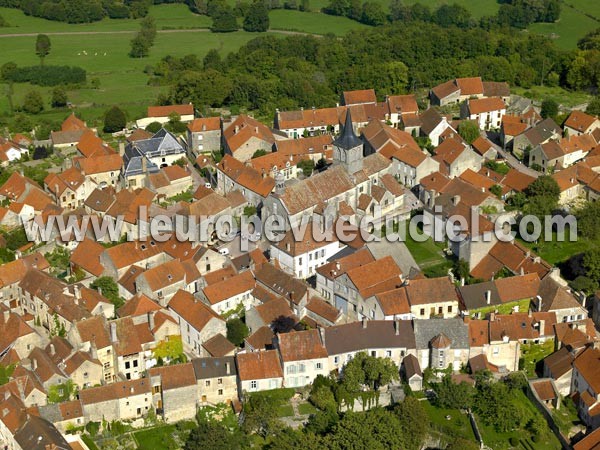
[485, 131, 540, 178]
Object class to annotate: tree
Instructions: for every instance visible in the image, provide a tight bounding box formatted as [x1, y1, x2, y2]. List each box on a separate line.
[90, 276, 123, 308]
[583, 248, 600, 282]
[577, 200, 600, 241]
[540, 99, 558, 120]
[211, 6, 239, 32]
[394, 396, 428, 450]
[35, 34, 51, 66]
[243, 1, 270, 32]
[361, 1, 386, 26]
[526, 175, 560, 201]
[458, 120, 480, 144]
[50, 87, 67, 108]
[146, 121, 162, 134]
[252, 149, 268, 158]
[103, 106, 127, 133]
[226, 318, 249, 346]
[22, 90, 44, 114]
[271, 315, 295, 333]
[433, 374, 474, 410]
[586, 97, 600, 117]
[185, 420, 244, 450]
[129, 34, 150, 58]
[297, 159, 315, 177]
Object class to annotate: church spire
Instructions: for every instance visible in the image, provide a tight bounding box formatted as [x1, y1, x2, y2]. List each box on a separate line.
[334, 109, 362, 150]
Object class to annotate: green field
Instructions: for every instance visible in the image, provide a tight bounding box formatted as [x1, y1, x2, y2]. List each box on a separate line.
[529, 2, 599, 50]
[269, 9, 367, 34]
[512, 86, 592, 108]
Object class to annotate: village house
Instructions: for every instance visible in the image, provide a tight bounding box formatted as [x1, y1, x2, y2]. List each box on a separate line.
[45, 336, 103, 389]
[564, 110, 600, 137]
[468, 319, 520, 373]
[402, 353, 423, 391]
[186, 116, 222, 158]
[134, 259, 195, 306]
[79, 378, 153, 422]
[571, 346, 600, 428]
[512, 118, 561, 160]
[471, 136, 497, 160]
[192, 356, 238, 406]
[244, 295, 297, 335]
[73, 152, 123, 188]
[121, 129, 187, 189]
[76, 130, 115, 159]
[0, 309, 44, 360]
[269, 224, 345, 279]
[433, 136, 483, 178]
[44, 166, 96, 211]
[274, 107, 341, 138]
[236, 349, 284, 394]
[199, 270, 256, 315]
[136, 104, 195, 129]
[50, 113, 89, 148]
[419, 108, 455, 147]
[37, 399, 86, 433]
[315, 247, 375, 303]
[276, 329, 328, 388]
[305, 296, 343, 327]
[147, 165, 193, 197]
[167, 289, 226, 356]
[216, 155, 275, 207]
[501, 114, 530, 148]
[324, 320, 415, 372]
[529, 134, 596, 172]
[68, 315, 116, 384]
[386, 94, 419, 124]
[414, 318, 470, 371]
[543, 347, 575, 396]
[430, 77, 485, 106]
[248, 152, 304, 181]
[223, 114, 277, 162]
[0, 138, 28, 166]
[274, 135, 333, 163]
[462, 97, 506, 131]
[149, 362, 198, 422]
[0, 253, 49, 311]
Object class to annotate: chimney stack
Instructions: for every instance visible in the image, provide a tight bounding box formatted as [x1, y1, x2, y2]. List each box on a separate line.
[49, 344, 55, 356]
[110, 322, 117, 343]
[3, 310, 9, 324]
[119, 142, 125, 157]
[485, 290, 491, 305]
[148, 311, 155, 330]
[226, 362, 231, 375]
[395, 320, 400, 336]
[32, 359, 37, 371]
[362, 318, 367, 329]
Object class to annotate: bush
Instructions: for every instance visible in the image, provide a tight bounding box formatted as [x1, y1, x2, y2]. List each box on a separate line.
[6, 65, 86, 86]
[509, 436, 519, 446]
[146, 121, 162, 134]
[103, 106, 127, 133]
[22, 90, 44, 114]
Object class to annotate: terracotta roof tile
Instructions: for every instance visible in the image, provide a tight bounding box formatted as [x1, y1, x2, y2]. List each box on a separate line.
[236, 349, 282, 381]
[188, 117, 220, 132]
[168, 289, 223, 332]
[468, 97, 506, 115]
[278, 329, 327, 362]
[565, 110, 598, 133]
[147, 104, 193, 118]
[202, 270, 255, 305]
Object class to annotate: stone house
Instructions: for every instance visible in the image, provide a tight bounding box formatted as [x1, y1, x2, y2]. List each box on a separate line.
[462, 97, 506, 130]
[167, 289, 226, 356]
[186, 117, 222, 158]
[149, 362, 198, 422]
[79, 378, 153, 422]
[414, 318, 469, 371]
[136, 104, 194, 129]
[192, 356, 238, 406]
[276, 329, 328, 388]
[236, 350, 284, 394]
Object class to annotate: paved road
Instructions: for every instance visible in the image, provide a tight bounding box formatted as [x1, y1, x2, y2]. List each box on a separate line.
[485, 131, 540, 178]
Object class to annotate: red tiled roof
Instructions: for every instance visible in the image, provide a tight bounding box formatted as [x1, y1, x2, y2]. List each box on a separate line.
[147, 104, 193, 118]
[236, 349, 283, 381]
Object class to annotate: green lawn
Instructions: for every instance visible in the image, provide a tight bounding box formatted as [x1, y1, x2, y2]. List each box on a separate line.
[529, 3, 599, 50]
[400, 221, 449, 269]
[476, 390, 562, 450]
[517, 232, 593, 266]
[269, 9, 367, 34]
[553, 396, 581, 437]
[298, 402, 318, 415]
[470, 298, 531, 318]
[133, 421, 196, 450]
[512, 86, 592, 109]
[520, 340, 555, 378]
[422, 400, 477, 442]
[276, 404, 295, 417]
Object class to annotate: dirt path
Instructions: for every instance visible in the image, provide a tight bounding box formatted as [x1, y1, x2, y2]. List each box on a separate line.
[0, 28, 317, 38]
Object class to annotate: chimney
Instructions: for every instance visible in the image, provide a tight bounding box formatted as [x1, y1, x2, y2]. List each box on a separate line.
[225, 362, 231, 375]
[148, 311, 155, 330]
[460, 277, 465, 287]
[234, 125, 239, 134]
[74, 284, 80, 299]
[335, 261, 341, 271]
[119, 142, 125, 157]
[538, 319, 545, 336]
[49, 344, 55, 356]
[452, 195, 461, 206]
[141, 157, 147, 174]
[130, 387, 134, 394]
[489, 312, 495, 322]
[98, 286, 103, 297]
[395, 320, 400, 336]
[32, 359, 37, 371]
[3, 310, 9, 324]
[536, 295, 542, 312]
[362, 318, 367, 329]
[90, 342, 98, 360]
[485, 290, 491, 305]
[319, 327, 326, 347]
[254, 126, 259, 134]
[110, 322, 117, 343]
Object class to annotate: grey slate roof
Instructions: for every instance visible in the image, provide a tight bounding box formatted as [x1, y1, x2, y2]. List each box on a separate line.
[458, 281, 501, 311]
[14, 416, 71, 450]
[413, 317, 469, 349]
[192, 356, 237, 379]
[324, 320, 415, 355]
[334, 109, 362, 150]
[123, 128, 185, 176]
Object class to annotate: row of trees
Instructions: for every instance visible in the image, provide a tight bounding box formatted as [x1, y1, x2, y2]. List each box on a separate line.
[325, 0, 560, 29]
[129, 15, 157, 58]
[0, 0, 150, 23]
[150, 19, 570, 117]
